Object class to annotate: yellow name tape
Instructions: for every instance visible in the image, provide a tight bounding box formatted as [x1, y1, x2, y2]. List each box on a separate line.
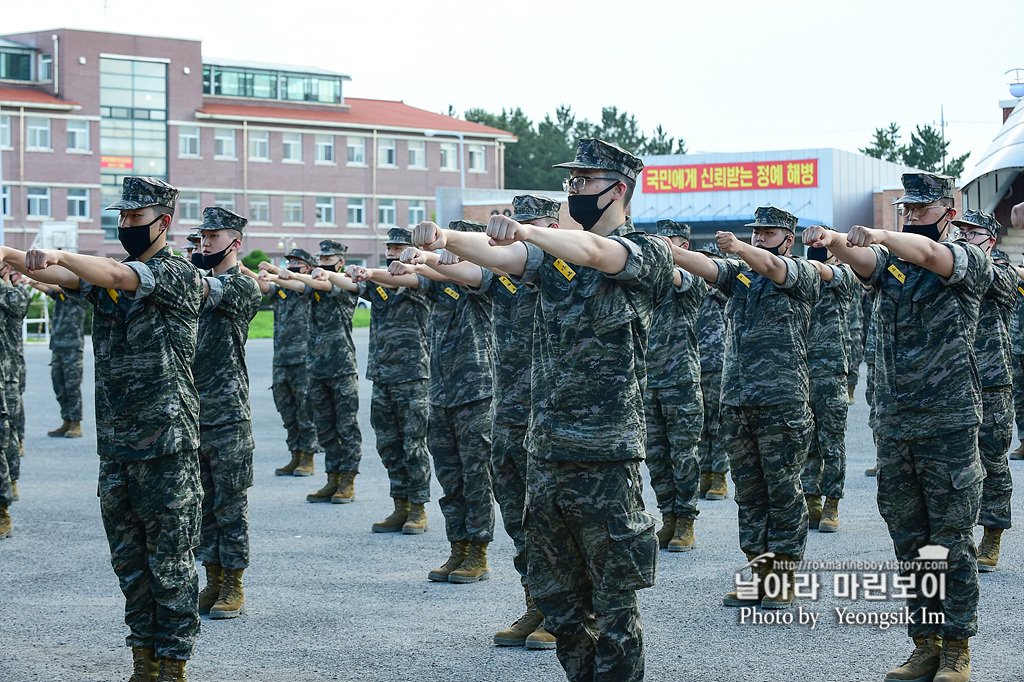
[553, 259, 576, 281]
[444, 287, 460, 300]
[887, 264, 906, 284]
[107, 288, 119, 303]
[278, 289, 287, 299]
[736, 273, 751, 287]
[376, 286, 388, 301]
[499, 276, 518, 294]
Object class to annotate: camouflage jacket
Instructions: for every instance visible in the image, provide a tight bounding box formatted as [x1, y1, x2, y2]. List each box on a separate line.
[697, 285, 728, 374]
[975, 261, 1016, 389]
[519, 219, 674, 462]
[267, 282, 311, 368]
[75, 246, 203, 461]
[194, 265, 262, 425]
[1010, 276, 1024, 356]
[0, 281, 31, 379]
[647, 268, 706, 389]
[715, 256, 820, 407]
[846, 286, 864, 360]
[492, 273, 538, 427]
[421, 270, 494, 408]
[306, 283, 359, 380]
[865, 242, 990, 440]
[806, 264, 854, 378]
[359, 276, 431, 385]
[47, 289, 89, 352]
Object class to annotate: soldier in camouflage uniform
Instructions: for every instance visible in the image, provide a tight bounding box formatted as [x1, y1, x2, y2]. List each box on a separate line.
[1010, 255, 1024, 460]
[695, 242, 731, 501]
[0, 280, 11, 538]
[645, 220, 706, 554]
[804, 173, 987, 682]
[845, 285, 864, 404]
[1, 176, 204, 681]
[184, 230, 200, 262]
[191, 207, 262, 620]
[29, 280, 89, 439]
[417, 139, 671, 682]
[675, 207, 818, 611]
[0, 265, 31, 494]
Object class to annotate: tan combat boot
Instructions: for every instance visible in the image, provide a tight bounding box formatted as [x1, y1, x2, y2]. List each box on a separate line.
[723, 553, 768, 607]
[210, 568, 245, 619]
[699, 471, 712, 499]
[668, 517, 695, 552]
[64, 421, 83, 438]
[47, 419, 70, 437]
[128, 646, 159, 682]
[761, 554, 796, 609]
[372, 499, 409, 533]
[198, 564, 223, 615]
[1010, 442, 1024, 460]
[293, 451, 315, 476]
[155, 658, 187, 682]
[848, 386, 856, 404]
[706, 472, 729, 500]
[275, 451, 301, 476]
[977, 527, 1003, 572]
[883, 635, 942, 682]
[11, 481, 18, 502]
[0, 505, 11, 539]
[525, 624, 556, 650]
[402, 502, 428, 534]
[934, 638, 971, 682]
[306, 473, 341, 503]
[428, 540, 470, 582]
[818, 497, 840, 533]
[449, 542, 490, 583]
[331, 471, 357, 504]
[806, 494, 823, 530]
[494, 585, 544, 646]
[656, 512, 676, 549]
[865, 466, 877, 477]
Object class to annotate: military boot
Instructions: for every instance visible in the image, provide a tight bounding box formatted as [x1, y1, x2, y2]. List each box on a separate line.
[331, 471, 357, 504]
[449, 542, 490, 583]
[706, 472, 729, 500]
[1010, 442, 1024, 460]
[402, 502, 428, 534]
[128, 646, 160, 682]
[818, 497, 840, 533]
[275, 451, 302, 476]
[0, 505, 11, 539]
[428, 540, 470, 582]
[656, 512, 676, 549]
[372, 499, 409, 533]
[64, 421, 83, 438]
[699, 471, 712, 499]
[11, 481, 18, 502]
[47, 419, 70, 437]
[847, 386, 856, 404]
[198, 564, 223, 615]
[494, 585, 543, 647]
[723, 553, 768, 607]
[525, 625, 556, 650]
[865, 465, 877, 476]
[761, 554, 796, 609]
[293, 451, 315, 476]
[806, 494, 823, 530]
[934, 638, 971, 682]
[306, 473, 341, 503]
[668, 517, 695, 552]
[977, 527, 1003, 572]
[155, 658, 187, 682]
[210, 568, 245, 619]
[883, 635, 942, 682]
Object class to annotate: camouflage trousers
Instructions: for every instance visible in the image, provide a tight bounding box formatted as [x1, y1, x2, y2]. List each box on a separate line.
[875, 427, 982, 639]
[308, 373, 362, 473]
[50, 349, 84, 422]
[0, 404, 10, 508]
[698, 371, 728, 474]
[371, 379, 431, 504]
[721, 402, 812, 559]
[428, 399, 494, 543]
[272, 363, 319, 454]
[492, 421, 529, 583]
[979, 387, 1013, 530]
[526, 458, 656, 682]
[16, 363, 25, 441]
[1012, 353, 1024, 434]
[644, 382, 703, 519]
[4, 380, 20, 481]
[848, 345, 865, 392]
[98, 450, 202, 660]
[197, 422, 255, 570]
[801, 374, 849, 499]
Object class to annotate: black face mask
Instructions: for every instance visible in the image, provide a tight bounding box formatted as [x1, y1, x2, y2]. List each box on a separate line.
[902, 211, 950, 242]
[386, 257, 399, 267]
[319, 263, 338, 273]
[806, 246, 829, 262]
[287, 265, 304, 273]
[567, 182, 618, 231]
[118, 215, 164, 259]
[191, 243, 233, 270]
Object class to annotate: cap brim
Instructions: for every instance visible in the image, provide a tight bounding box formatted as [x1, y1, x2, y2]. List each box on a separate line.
[552, 160, 603, 171]
[892, 193, 936, 205]
[744, 222, 795, 231]
[511, 213, 545, 222]
[105, 200, 154, 210]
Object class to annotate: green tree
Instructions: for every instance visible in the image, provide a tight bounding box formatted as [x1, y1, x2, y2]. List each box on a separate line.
[860, 122, 904, 162]
[242, 248, 269, 270]
[642, 124, 688, 155]
[860, 122, 971, 178]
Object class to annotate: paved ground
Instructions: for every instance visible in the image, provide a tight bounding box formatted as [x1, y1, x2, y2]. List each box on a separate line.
[2, 331, 1024, 681]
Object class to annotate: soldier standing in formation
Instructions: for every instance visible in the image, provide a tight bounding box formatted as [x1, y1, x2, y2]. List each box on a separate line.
[0, 264, 31, 502]
[0, 270, 12, 539]
[695, 242, 730, 501]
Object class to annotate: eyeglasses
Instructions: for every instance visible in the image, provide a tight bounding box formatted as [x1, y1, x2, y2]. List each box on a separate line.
[562, 176, 620, 193]
[956, 229, 994, 241]
[898, 203, 948, 218]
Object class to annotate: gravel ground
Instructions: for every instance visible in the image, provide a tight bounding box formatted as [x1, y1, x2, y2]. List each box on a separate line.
[2, 330, 1023, 681]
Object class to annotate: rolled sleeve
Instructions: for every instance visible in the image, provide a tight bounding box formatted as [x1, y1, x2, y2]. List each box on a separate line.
[937, 242, 969, 287]
[124, 261, 156, 300]
[520, 242, 545, 285]
[675, 267, 696, 293]
[822, 264, 844, 288]
[713, 258, 742, 295]
[203, 276, 224, 310]
[604, 235, 643, 283]
[860, 245, 888, 288]
[775, 257, 800, 290]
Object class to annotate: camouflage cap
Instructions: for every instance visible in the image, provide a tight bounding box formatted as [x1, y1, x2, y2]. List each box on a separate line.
[105, 176, 179, 211]
[286, 247, 314, 265]
[385, 227, 414, 246]
[656, 219, 691, 240]
[991, 248, 1010, 263]
[449, 220, 487, 233]
[318, 239, 348, 257]
[198, 206, 247, 233]
[552, 138, 644, 182]
[893, 172, 955, 205]
[697, 241, 724, 258]
[186, 231, 201, 245]
[745, 206, 798, 232]
[951, 209, 1003, 236]
[511, 194, 561, 223]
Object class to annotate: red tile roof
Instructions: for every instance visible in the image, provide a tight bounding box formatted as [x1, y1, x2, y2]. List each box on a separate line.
[198, 97, 515, 139]
[0, 87, 81, 109]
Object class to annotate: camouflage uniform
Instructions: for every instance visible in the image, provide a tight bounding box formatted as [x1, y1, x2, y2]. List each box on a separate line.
[524, 139, 672, 682]
[0, 316, 10, 509]
[423, 220, 495, 545]
[863, 289, 879, 413]
[696, 245, 730, 476]
[193, 208, 262, 570]
[0, 279, 31, 482]
[846, 287, 864, 394]
[715, 208, 818, 560]
[47, 289, 88, 422]
[1010, 273, 1024, 438]
[362, 229, 432, 505]
[644, 221, 705, 523]
[869, 172, 988, 640]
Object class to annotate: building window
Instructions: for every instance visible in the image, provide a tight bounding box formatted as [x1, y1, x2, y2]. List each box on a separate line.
[1, 185, 10, 217]
[27, 187, 51, 217]
[214, 193, 236, 213]
[283, 197, 303, 223]
[67, 120, 90, 151]
[249, 130, 269, 160]
[408, 141, 426, 168]
[377, 138, 396, 167]
[0, 115, 10, 147]
[316, 197, 335, 225]
[347, 137, 365, 164]
[247, 195, 270, 222]
[315, 135, 334, 163]
[0, 52, 31, 80]
[179, 192, 201, 222]
[39, 53, 53, 81]
[408, 200, 426, 226]
[67, 189, 90, 218]
[378, 199, 396, 226]
[282, 132, 302, 162]
[468, 145, 486, 172]
[27, 117, 51, 149]
[347, 198, 365, 225]
[179, 126, 200, 157]
[439, 142, 457, 170]
[214, 128, 236, 158]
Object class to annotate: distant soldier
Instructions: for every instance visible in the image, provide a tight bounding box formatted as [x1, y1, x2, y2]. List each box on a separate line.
[845, 285, 864, 404]
[0, 265, 31, 502]
[695, 242, 730, 501]
[0, 279, 11, 538]
[29, 280, 89, 439]
[184, 230, 200, 262]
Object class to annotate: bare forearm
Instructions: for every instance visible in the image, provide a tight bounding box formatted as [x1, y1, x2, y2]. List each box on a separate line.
[733, 243, 787, 284]
[430, 261, 482, 288]
[673, 249, 719, 283]
[526, 228, 627, 275]
[54, 252, 140, 291]
[444, 231, 527, 276]
[326, 271, 358, 293]
[877, 231, 953, 277]
[290, 272, 331, 291]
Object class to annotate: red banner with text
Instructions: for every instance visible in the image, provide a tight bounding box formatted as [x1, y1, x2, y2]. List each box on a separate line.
[643, 159, 818, 193]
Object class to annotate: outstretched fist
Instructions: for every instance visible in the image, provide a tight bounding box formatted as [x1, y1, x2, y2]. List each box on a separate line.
[24, 249, 63, 272]
[846, 225, 882, 248]
[715, 231, 742, 255]
[412, 221, 445, 252]
[487, 215, 531, 246]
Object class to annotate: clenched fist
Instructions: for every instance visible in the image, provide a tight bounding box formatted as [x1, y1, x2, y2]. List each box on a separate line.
[412, 221, 445, 252]
[487, 215, 531, 246]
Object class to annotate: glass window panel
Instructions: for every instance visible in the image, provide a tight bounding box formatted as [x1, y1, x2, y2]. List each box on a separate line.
[100, 58, 132, 74]
[100, 73, 133, 89]
[134, 91, 165, 109]
[133, 61, 165, 77]
[101, 90, 133, 108]
[133, 76, 166, 92]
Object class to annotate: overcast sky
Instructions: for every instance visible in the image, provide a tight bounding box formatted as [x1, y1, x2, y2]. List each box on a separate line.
[5, 0, 1022, 177]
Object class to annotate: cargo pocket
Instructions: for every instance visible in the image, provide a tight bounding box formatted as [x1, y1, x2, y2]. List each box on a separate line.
[602, 510, 657, 591]
[944, 460, 985, 530]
